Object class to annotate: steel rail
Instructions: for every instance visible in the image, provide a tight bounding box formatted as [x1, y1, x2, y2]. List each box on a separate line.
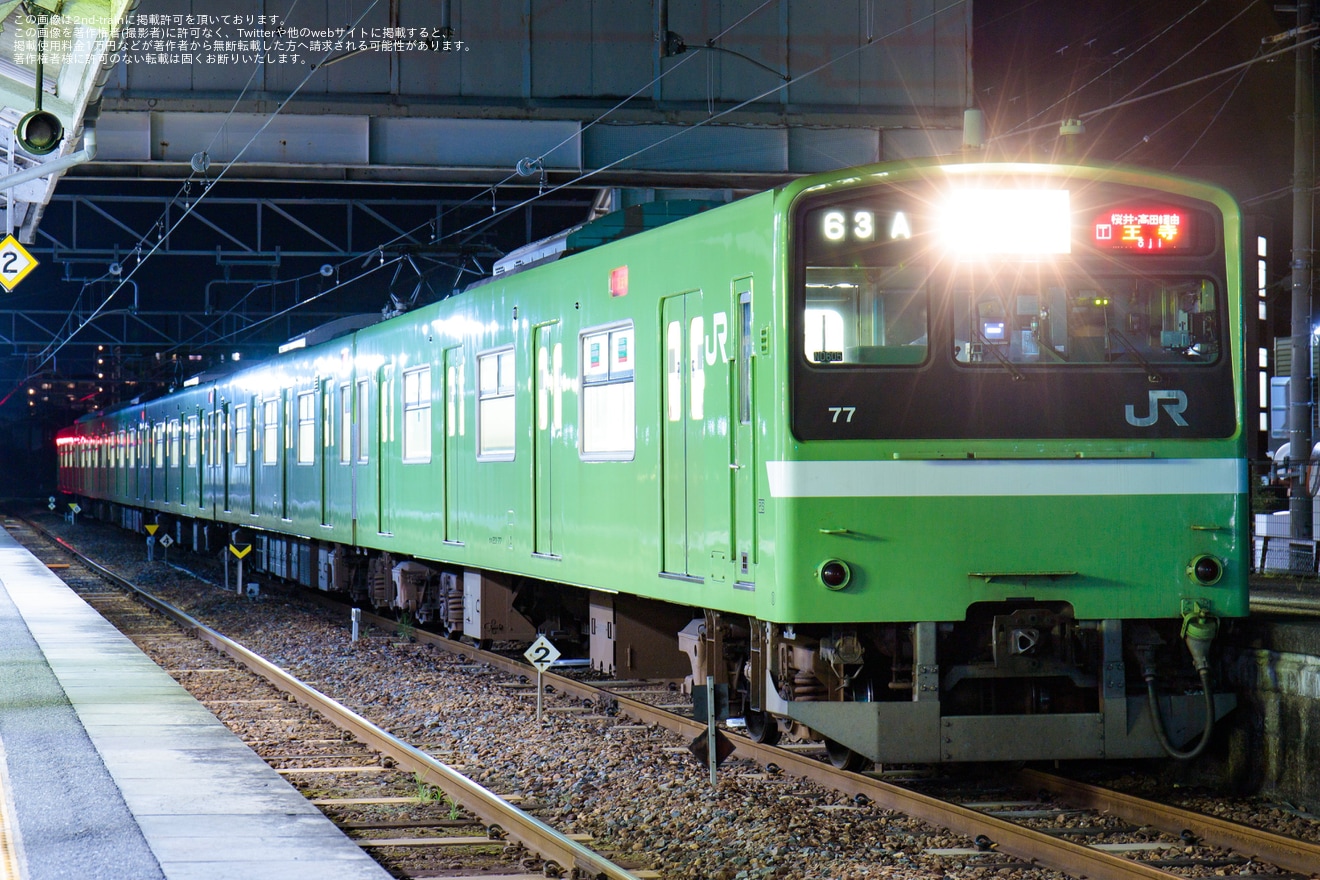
[1019, 768, 1320, 876]
[343, 608, 1192, 880]
[32, 528, 641, 880]
[36, 533, 1275, 880]
[1249, 590, 1320, 617]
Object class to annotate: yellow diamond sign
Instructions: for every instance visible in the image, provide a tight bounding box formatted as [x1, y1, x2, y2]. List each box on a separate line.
[0, 235, 37, 291]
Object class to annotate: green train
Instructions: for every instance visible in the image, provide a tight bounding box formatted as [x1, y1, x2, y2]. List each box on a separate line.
[59, 158, 1248, 766]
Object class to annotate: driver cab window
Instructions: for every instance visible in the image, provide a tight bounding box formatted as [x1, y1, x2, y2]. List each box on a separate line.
[803, 266, 927, 366]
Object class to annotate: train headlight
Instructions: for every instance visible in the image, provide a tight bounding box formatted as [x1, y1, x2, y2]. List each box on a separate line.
[818, 559, 851, 590]
[1187, 555, 1223, 586]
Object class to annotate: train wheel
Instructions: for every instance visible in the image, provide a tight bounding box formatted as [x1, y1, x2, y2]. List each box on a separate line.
[745, 710, 781, 745]
[825, 737, 868, 772]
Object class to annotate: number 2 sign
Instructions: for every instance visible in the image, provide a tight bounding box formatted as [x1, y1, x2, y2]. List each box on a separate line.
[524, 635, 560, 672]
[0, 235, 37, 291]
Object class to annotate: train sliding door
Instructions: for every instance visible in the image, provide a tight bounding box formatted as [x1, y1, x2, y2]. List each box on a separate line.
[661, 291, 705, 580]
[732, 279, 756, 589]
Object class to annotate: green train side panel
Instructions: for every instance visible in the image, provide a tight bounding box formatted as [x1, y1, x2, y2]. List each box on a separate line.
[63, 159, 1249, 637]
[352, 191, 778, 614]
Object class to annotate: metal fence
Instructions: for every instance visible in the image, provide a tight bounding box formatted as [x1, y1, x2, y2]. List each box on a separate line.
[1250, 458, 1318, 575]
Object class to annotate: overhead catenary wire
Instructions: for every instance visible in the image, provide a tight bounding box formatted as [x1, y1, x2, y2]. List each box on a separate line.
[991, 31, 1320, 144]
[1170, 59, 1254, 168]
[18, 0, 381, 385]
[419, 0, 971, 275]
[1109, 57, 1254, 163]
[1003, 0, 1218, 137]
[164, 0, 807, 353]
[37, 0, 967, 374]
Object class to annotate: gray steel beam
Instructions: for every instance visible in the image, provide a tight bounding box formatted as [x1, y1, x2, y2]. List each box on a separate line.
[0, 307, 355, 352]
[30, 193, 575, 263]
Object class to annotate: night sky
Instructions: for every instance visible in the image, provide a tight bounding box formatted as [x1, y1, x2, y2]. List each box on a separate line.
[974, 0, 1297, 198]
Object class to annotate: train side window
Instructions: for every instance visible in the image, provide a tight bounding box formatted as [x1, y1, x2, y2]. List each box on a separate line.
[262, 399, 279, 465]
[402, 365, 432, 463]
[477, 347, 515, 460]
[234, 404, 249, 466]
[581, 322, 635, 460]
[297, 391, 316, 464]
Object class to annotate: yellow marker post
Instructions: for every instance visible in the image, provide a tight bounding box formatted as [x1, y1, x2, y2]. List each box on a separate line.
[229, 544, 251, 595]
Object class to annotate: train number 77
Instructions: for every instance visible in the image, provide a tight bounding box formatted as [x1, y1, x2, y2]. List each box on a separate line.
[828, 406, 856, 423]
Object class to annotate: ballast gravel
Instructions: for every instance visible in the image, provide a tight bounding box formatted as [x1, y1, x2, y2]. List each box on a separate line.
[34, 514, 1318, 880]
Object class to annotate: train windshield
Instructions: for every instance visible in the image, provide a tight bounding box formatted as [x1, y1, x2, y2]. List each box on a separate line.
[803, 264, 1219, 369]
[790, 176, 1237, 441]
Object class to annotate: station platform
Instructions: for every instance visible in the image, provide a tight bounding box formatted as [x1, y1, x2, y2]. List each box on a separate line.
[0, 526, 392, 880]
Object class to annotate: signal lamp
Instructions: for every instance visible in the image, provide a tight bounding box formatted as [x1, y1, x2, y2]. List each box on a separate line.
[818, 559, 851, 591]
[16, 108, 63, 155]
[1187, 555, 1223, 586]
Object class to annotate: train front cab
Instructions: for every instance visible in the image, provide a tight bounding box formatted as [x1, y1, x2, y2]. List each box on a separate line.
[741, 162, 1249, 766]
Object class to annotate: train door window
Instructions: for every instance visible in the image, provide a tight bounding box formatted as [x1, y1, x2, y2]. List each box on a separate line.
[402, 365, 432, 463]
[186, 416, 198, 468]
[446, 356, 465, 438]
[477, 347, 515, 460]
[297, 391, 316, 464]
[379, 367, 393, 451]
[234, 404, 249, 466]
[356, 378, 369, 463]
[340, 384, 351, 463]
[169, 419, 181, 468]
[322, 381, 332, 452]
[739, 295, 752, 425]
[666, 319, 682, 422]
[262, 399, 279, 465]
[580, 323, 635, 459]
[154, 423, 164, 468]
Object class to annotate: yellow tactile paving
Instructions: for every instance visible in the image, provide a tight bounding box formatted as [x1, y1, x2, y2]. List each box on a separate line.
[0, 744, 24, 880]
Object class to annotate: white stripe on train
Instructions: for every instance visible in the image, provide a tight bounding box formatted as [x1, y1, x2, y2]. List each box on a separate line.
[764, 458, 1246, 498]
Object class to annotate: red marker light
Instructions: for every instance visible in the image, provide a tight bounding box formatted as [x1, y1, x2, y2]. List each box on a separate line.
[609, 265, 628, 297]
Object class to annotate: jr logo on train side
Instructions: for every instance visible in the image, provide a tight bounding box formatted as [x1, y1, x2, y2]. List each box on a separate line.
[1125, 389, 1189, 427]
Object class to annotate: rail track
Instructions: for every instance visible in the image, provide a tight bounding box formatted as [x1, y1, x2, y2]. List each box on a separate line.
[16, 513, 1320, 880]
[6, 517, 649, 880]
[321, 603, 1320, 880]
